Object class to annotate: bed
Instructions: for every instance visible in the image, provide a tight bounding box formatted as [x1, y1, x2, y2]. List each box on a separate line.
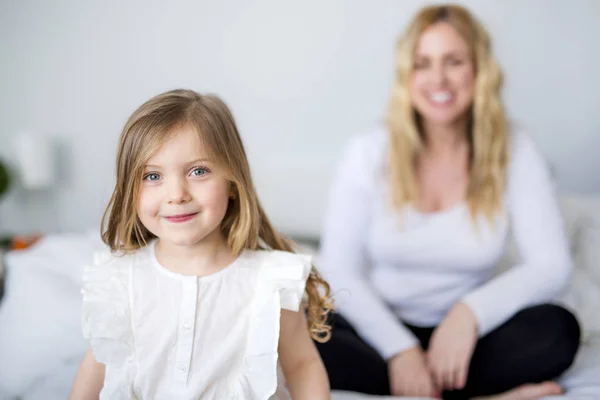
[1, 195, 599, 399]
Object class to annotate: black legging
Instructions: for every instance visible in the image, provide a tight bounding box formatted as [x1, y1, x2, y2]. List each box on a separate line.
[315, 304, 580, 400]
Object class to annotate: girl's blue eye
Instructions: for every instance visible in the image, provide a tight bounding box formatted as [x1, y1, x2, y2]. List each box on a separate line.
[144, 173, 161, 181]
[191, 167, 208, 177]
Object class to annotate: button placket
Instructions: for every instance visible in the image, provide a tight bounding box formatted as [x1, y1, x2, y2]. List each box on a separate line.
[173, 278, 198, 385]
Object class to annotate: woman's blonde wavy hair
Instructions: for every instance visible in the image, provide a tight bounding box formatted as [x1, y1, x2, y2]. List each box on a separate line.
[387, 4, 509, 220]
[102, 89, 333, 342]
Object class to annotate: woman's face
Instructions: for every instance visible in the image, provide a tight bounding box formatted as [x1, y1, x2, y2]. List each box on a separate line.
[409, 22, 475, 127]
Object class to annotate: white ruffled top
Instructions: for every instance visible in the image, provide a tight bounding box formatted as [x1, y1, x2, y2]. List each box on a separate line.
[81, 241, 312, 400]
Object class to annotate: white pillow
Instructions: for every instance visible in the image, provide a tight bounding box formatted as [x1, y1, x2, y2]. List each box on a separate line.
[0, 264, 87, 396]
[0, 231, 104, 397]
[3, 231, 105, 286]
[21, 359, 81, 400]
[559, 197, 600, 338]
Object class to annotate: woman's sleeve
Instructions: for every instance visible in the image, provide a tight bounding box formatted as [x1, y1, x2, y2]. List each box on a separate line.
[462, 132, 572, 336]
[319, 134, 419, 359]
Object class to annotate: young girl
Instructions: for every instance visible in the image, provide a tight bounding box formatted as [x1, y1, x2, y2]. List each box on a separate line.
[70, 89, 333, 400]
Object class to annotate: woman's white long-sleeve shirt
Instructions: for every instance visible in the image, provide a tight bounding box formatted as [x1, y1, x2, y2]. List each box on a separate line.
[319, 128, 572, 360]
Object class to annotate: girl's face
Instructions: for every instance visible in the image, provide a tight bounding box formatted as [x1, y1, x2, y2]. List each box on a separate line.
[409, 22, 475, 127]
[137, 126, 232, 247]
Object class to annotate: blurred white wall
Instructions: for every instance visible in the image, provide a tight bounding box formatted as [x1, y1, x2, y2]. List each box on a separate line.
[0, 0, 598, 236]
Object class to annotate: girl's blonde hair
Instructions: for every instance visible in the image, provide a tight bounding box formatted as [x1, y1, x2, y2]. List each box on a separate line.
[102, 89, 333, 342]
[387, 4, 509, 219]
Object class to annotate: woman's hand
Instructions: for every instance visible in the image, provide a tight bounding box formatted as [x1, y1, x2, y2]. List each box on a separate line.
[427, 302, 478, 392]
[389, 346, 440, 398]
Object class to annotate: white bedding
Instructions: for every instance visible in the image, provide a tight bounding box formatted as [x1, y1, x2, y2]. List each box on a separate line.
[7, 339, 600, 399]
[0, 216, 599, 399]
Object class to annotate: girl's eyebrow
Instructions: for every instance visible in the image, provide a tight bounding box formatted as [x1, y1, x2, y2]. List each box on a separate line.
[415, 50, 468, 59]
[144, 158, 211, 169]
[184, 158, 211, 166]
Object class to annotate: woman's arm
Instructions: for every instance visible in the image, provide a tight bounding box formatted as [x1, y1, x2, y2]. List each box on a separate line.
[320, 132, 419, 360]
[69, 349, 105, 400]
[462, 132, 572, 336]
[279, 309, 330, 400]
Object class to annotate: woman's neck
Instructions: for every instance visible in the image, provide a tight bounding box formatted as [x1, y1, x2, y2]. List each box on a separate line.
[421, 117, 470, 156]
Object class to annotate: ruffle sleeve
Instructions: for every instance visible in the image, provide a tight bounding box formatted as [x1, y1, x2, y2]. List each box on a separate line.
[237, 250, 312, 399]
[81, 250, 137, 399]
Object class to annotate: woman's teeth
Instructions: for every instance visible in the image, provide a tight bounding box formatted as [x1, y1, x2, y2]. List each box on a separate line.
[430, 91, 453, 104]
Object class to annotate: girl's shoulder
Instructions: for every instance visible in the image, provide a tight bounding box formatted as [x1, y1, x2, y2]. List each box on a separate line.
[242, 248, 311, 267]
[81, 248, 140, 366]
[90, 247, 139, 267]
[242, 249, 313, 312]
[82, 246, 143, 282]
[241, 249, 312, 281]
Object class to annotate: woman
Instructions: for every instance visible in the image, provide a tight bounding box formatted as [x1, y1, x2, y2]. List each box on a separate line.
[317, 4, 580, 400]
